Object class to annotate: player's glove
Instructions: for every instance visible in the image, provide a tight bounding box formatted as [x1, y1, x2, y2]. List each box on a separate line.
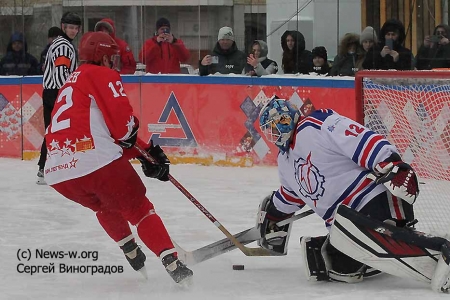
[368, 157, 419, 205]
[118, 117, 139, 149]
[137, 141, 170, 182]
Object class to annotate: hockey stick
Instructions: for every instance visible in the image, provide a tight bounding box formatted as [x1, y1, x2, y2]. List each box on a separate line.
[134, 144, 302, 256]
[173, 209, 314, 265]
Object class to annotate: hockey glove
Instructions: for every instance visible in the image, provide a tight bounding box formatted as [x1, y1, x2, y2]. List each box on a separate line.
[137, 141, 170, 181]
[118, 117, 139, 149]
[369, 160, 419, 205]
[256, 192, 294, 255]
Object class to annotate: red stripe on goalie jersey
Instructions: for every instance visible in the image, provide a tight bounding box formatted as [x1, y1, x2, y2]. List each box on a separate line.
[359, 135, 384, 168]
[368, 230, 426, 256]
[280, 185, 305, 205]
[388, 194, 406, 220]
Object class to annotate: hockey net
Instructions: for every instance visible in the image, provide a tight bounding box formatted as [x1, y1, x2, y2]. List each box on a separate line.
[356, 71, 450, 238]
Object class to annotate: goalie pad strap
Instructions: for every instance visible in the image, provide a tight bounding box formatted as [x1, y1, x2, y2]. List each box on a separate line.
[330, 205, 442, 283]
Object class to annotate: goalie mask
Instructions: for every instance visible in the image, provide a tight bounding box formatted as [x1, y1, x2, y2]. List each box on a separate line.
[79, 32, 121, 72]
[259, 97, 301, 152]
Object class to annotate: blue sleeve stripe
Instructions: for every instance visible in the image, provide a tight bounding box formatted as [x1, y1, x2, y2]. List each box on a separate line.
[323, 170, 371, 220]
[367, 140, 391, 169]
[297, 122, 321, 132]
[351, 131, 373, 164]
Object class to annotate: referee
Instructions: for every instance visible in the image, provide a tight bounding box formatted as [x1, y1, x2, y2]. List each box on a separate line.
[37, 11, 81, 184]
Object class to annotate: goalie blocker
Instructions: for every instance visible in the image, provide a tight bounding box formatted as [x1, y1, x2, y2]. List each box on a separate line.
[304, 204, 450, 293]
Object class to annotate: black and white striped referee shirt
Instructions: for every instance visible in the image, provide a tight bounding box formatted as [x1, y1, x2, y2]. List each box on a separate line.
[42, 36, 77, 89]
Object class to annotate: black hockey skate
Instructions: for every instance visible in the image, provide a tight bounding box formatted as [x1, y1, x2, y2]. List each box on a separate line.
[161, 252, 193, 284]
[120, 239, 146, 274]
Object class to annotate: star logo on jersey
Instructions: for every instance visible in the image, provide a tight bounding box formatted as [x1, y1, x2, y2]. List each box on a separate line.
[126, 116, 135, 133]
[69, 157, 78, 169]
[327, 125, 335, 132]
[294, 152, 325, 205]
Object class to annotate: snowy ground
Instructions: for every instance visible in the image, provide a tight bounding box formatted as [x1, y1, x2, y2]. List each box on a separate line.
[1, 158, 448, 300]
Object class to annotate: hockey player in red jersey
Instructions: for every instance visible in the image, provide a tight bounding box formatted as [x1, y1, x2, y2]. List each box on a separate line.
[255, 96, 450, 292]
[44, 31, 193, 284]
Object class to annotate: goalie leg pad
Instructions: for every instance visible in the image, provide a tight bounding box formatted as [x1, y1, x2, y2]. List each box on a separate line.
[300, 236, 329, 281]
[432, 242, 450, 293]
[256, 192, 293, 255]
[331, 204, 443, 284]
[300, 235, 378, 283]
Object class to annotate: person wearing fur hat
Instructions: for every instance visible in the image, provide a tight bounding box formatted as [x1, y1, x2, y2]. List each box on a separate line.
[329, 33, 363, 76]
[0, 32, 39, 75]
[245, 40, 278, 76]
[95, 18, 136, 74]
[199, 26, 246, 76]
[362, 19, 412, 70]
[139, 17, 190, 74]
[280, 30, 312, 74]
[310, 46, 330, 75]
[415, 24, 450, 70]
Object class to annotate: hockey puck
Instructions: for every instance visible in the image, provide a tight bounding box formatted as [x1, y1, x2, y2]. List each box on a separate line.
[232, 264, 245, 270]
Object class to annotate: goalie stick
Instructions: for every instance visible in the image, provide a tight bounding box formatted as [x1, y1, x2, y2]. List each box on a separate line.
[134, 143, 307, 257]
[173, 209, 314, 265]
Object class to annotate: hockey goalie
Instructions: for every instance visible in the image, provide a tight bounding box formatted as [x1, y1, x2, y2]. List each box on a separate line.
[256, 96, 450, 292]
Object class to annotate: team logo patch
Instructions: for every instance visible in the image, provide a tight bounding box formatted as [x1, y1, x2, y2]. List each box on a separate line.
[294, 152, 325, 205]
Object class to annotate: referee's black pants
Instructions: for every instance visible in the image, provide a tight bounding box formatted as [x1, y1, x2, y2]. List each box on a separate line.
[37, 89, 58, 170]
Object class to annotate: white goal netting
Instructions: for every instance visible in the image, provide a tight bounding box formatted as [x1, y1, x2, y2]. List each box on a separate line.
[360, 72, 450, 237]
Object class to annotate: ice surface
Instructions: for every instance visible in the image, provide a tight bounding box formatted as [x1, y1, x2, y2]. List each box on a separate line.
[0, 158, 448, 299]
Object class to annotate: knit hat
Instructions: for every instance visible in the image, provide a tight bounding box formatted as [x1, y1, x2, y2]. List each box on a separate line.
[156, 17, 170, 30]
[360, 26, 378, 43]
[311, 46, 327, 61]
[48, 26, 62, 38]
[11, 32, 24, 43]
[218, 26, 234, 41]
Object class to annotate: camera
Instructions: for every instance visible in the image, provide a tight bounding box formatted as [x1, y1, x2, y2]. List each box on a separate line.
[430, 35, 442, 43]
[211, 56, 219, 64]
[162, 28, 170, 34]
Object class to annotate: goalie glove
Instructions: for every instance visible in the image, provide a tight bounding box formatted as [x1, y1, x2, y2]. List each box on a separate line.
[137, 141, 170, 181]
[256, 192, 293, 255]
[368, 160, 419, 205]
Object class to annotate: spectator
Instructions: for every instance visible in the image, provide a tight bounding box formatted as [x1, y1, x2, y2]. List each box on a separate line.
[280, 30, 312, 74]
[310, 46, 330, 75]
[94, 18, 137, 74]
[415, 24, 450, 70]
[199, 26, 246, 76]
[38, 27, 63, 74]
[329, 33, 362, 76]
[357, 26, 378, 70]
[245, 40, 278, 76]
[139, 17, 190, 74]
[363, 19, 412, 70]
[0, 32, 39, 76]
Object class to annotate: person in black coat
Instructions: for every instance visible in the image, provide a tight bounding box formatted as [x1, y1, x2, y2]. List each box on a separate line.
[310, 46, 330, 75]
[199, 26, 246, 76]
[363, 19, 412, 70]
[38, 27, 63, 74]
[281, 30, 312, 74]
[0, 32, 39, 75]
[415, 24, 450, 70]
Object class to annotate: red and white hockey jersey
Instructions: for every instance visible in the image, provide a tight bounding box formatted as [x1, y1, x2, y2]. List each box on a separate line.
[272, 109, 400, 228]
[44, 64, 136, 185]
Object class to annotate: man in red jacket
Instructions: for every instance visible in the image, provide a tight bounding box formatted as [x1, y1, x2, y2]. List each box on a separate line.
[139, 17, 190, 74]
[94, 18, 136, 74]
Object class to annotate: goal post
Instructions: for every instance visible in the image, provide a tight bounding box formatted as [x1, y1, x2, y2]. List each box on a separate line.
[355, 70, 450, 237]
